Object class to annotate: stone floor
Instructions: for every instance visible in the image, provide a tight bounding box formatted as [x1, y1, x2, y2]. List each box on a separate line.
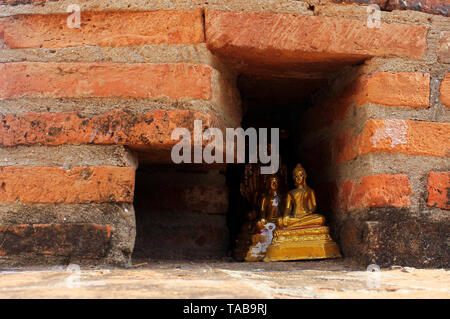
[0, 259, 448, 298]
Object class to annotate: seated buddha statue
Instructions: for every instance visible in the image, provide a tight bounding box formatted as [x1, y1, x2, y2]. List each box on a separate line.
[245, 175, 281, 261]
[278, 163, 325, 228]
[257, 175, 282, 229]
[264, 163, 341, 262]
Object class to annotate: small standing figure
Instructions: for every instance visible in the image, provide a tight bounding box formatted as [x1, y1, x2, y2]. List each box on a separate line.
[264, 163, 341, 262]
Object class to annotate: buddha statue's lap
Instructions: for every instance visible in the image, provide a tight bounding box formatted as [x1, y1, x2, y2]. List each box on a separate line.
[279, 213, 325, 228]
[277, 183, 326, 230]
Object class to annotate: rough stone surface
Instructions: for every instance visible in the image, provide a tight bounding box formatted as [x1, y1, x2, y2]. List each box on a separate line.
[0, 62, 213, 100]
[0, 166, 135, 203]
[0, 224, 113, 258]
[0, 261, 448, 298]
[427, 171, 450, 209]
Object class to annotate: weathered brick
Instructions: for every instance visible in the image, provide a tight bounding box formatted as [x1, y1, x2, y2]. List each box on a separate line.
[438, 32, 450, 63]
[355, 73, 430, 108]
[0, 110, 221, 150]
[0, 10, 204, 48]
[0, 62, 212, 100]
[0, 166, 135, 203]
[427, 171, 450, 210]
[440, 73, 450, 108]
[326, 120, 449, 164]
[359, 119, 450, 158]
[302, 72, 429, 135]
[339, 174, 412, 211]
[205, 10, 428, 71]
[0, 224, 112, 258]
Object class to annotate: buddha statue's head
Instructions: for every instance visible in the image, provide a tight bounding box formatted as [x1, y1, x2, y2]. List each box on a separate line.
[293, 164, 307, 187]
[266, 175, 279, 192]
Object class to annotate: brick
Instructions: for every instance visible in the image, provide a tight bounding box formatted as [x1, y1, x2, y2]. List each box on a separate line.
[438, 32, 450, 63]
[441, 73, 450, 108]
[339, 174, 412, 211]
[0, 62, 212, 100]
[0, 224, 112, 258]
[205, 10, 428, 71]
[0, 10, 204, 48]
[355, 73, 430, 108]
[0, 110, 221, 151]
[302, 72, 430, 136]
[427, 171, 450, 210]
[359, 119, 450, 158]
[0, 166, 135, 203]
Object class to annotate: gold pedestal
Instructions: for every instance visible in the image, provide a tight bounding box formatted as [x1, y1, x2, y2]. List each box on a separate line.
[263, 226, 341, 262]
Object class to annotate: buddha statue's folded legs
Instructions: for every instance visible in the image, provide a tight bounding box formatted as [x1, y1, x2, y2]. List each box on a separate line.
[278, 214, 325, 229]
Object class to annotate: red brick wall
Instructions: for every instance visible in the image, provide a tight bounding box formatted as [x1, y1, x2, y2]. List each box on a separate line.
[0, 0, 448, 267]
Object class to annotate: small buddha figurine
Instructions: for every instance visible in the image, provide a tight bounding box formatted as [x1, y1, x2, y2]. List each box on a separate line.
[257, 175, 282, 229]
[245, 175, 281, 261]
[278, 164, 325, 228]
[264, 163, 341, 262]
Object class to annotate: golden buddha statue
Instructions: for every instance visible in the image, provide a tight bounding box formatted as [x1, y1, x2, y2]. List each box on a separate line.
[245, 175, 282, 261]
[257, 175, 282, 228]
[264, 163, 341, 262]
[234, 161, 288, 261]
